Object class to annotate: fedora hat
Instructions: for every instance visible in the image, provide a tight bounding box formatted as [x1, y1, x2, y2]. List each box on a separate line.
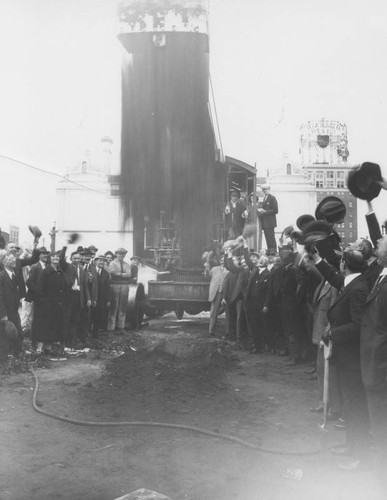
[315, 196, 346, 224]
[347, 162, 383, 201]
[296, 214, 315, 231]
[38, 246, 50, 254]
[303, 220, 342, 267]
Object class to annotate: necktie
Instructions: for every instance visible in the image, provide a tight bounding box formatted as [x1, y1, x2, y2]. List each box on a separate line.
[120, 262, 124, 273]
[370, 275, 384, 294]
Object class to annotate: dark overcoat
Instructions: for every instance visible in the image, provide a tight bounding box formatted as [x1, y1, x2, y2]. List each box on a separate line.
[36, 265, 68, 343]
[258, 193, 278, 229]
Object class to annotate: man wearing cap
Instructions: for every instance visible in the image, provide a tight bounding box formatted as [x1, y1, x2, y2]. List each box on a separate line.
[90, 256, 111, 337]
[257, 184, 278, 252]
[130, 256, 140, 284]
[79, 248, 98, 337]
[107, 248, 132, 332]
[224, 190, 246, 239]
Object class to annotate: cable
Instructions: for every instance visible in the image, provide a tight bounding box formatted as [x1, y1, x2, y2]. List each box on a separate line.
[0, 154, 106, 194]
[30, 367, 320, 457]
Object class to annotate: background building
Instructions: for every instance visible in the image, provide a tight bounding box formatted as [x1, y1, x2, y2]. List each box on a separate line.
[300, 118, 357, 245]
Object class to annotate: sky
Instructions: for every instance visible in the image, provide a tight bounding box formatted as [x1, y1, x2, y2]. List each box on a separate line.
[1, 0, 387, 242]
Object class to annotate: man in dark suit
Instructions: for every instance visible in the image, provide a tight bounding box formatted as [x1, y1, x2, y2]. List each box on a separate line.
[243, 247, 271, 353]
[4, 240, 40, 299]
[258, 184, 278, 252]
[322, 249, 370, 469]
[60, 247, 91, 344]
[0, 254, 23, 356]
[361, 235, 387, 487]
[224, 190, 246, 239]
[26, 247, 50, 344]
[90, 256, 111, 337]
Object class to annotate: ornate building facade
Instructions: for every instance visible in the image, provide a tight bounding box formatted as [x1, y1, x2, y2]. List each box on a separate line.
[300, 118, 357, 245]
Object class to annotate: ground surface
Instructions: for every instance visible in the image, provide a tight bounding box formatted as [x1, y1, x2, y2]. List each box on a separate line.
[0, 313, 383, 500]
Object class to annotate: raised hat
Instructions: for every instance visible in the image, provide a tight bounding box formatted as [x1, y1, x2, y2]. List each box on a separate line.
[28, 225, 42, 239]
[296, 214, 315, 231]
[315, 196, 346, 224]
[347, 162, 383, 201]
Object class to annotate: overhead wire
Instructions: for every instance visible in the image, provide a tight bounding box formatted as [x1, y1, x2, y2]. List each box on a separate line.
[0, 154, 107, 194]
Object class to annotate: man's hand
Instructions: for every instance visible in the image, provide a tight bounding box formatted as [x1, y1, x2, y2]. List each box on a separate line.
[321, 330, 332, 346]
[0, 316, 8, 322]
[106, 302, 111, 308]
[92, 300, 97, 308]
[87, 300, 92, 308]
[262, 306, 269, 314]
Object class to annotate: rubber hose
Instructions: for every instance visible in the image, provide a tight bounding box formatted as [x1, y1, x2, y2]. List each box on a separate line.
[31, 368, 320, 457]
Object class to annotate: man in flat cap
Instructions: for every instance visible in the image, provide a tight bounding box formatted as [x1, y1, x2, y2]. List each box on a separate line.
[258, 184, 278, 252]
[107, 248, 132, 332]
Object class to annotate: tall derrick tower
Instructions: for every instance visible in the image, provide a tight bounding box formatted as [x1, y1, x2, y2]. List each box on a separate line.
[117, 0, 222, 267]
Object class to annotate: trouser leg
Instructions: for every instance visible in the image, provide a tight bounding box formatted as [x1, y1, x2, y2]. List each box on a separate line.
[116, 285, 129, 329]
[107, 286, 120, 331]
[338, 368, 370, 458]
[209, 292, 222, 334]
[264, 228, 277, 251]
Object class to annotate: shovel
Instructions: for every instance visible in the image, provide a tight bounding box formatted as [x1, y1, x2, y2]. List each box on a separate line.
[319, 340, 332, 430]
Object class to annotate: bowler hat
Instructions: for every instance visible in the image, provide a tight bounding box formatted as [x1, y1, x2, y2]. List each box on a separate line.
[88, 245, 98, 253]
[347, 162, 383, 201]
[38, 246, 50, 254]
[315, 196, 346, 224]
[296, 214, 315, 231]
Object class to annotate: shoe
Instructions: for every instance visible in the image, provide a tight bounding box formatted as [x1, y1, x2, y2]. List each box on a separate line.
[310, 405, 324, 413]
[284, 359, 299, 366]
[334, 418, 346, 430]
[330, 444, 350, 456]
[338, 458, 361, 471]
[304, 366, 316, 375]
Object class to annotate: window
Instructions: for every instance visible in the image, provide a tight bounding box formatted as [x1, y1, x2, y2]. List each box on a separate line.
[337, 171, 345, 188]
[349, 222, 353, 228]
[326, 171, 335, 188]
[315, 172, 323, 188]
[9, 226, 19, 245]
[349, 232, 353, 239]
[349, 201, 353, 208]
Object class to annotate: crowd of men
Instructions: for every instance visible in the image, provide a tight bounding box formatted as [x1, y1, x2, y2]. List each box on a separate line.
[207, 173, 387, 481]
[0, 240, 140, 357]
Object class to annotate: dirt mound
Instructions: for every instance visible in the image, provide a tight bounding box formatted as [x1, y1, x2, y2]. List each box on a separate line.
[78, 344, 243, 426]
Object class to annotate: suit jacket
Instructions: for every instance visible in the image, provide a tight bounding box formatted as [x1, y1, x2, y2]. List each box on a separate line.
[208, 266, 228, 302]
[84, 262, 98, 304]
[96, 267, 111, 306]
[365, 212, 383, 248]
[7, 249, 40, 299]
[245, 267, 271, 307]
[0, 269, 22, 332]
[361, 273, 387, 388]
[225, 257, 249, 303]
[59, 248, 91, 308]
[327, 275, 368, 371]
[312, 279, 338, 345]
[258, 193, 278, 229]
[26, 261, 45, 302]
[224, 199, 246, 238]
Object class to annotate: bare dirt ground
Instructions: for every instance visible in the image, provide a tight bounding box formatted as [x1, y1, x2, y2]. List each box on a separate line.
[0, 313, 383, 500]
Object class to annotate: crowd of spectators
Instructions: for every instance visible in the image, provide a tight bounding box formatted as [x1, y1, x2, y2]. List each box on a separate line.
[0, 240, 140, 358]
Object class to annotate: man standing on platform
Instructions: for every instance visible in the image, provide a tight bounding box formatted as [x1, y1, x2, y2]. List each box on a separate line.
[258, 184, 278, 252]
[107, 248, 131, 332]
[224, 189, 246, 239]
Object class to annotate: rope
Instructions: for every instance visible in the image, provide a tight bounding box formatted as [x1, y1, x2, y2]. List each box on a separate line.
[30, 368, 320, 457]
